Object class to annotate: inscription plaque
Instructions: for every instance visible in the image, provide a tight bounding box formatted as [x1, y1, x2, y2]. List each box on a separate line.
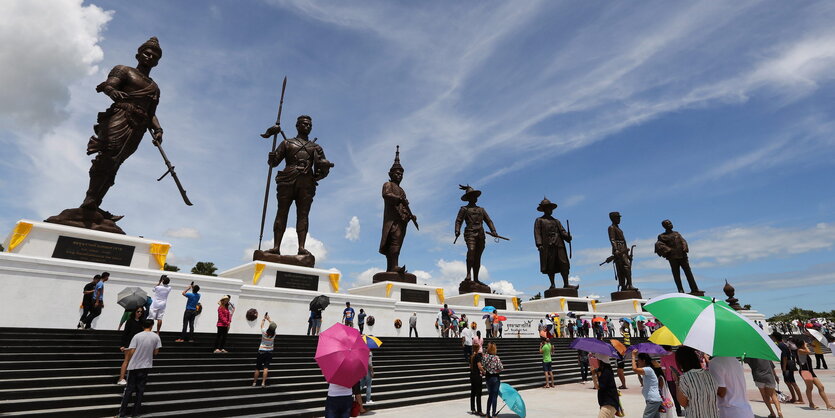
[567, 301, 589, 312]
[484, 298, 507, 310]
[400, 288, 430, 303]
[52, 235, 135, 266]
[275, 270, 319, 291]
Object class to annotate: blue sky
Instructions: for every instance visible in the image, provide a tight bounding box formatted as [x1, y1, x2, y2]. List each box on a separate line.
[2, 1, 835, 316]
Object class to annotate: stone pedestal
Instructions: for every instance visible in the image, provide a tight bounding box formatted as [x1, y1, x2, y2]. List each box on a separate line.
[523, 295, 594, 313]
[444, 292, 519, 311]
[596, 298, 647, 315]
[372, 271, 417, 284]
[458, 279, 491, 294]
[544, 287, 578, 298]
[611, 289, 643, 301]
[348, 281, 442, 304]
[252, 250, 315, 268]
[221, 261, 339, 292]
[3, 219, 169, 270]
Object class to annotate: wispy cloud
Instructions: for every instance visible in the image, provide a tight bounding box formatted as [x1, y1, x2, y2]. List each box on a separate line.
[345, 216, 360, 241]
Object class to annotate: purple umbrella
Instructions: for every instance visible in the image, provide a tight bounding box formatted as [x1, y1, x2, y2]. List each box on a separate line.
[625, 342, 670, 355]
[569, 338, 619, 357]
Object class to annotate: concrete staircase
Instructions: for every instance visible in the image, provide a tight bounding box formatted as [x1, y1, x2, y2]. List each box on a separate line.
[0, 327, 639, 417]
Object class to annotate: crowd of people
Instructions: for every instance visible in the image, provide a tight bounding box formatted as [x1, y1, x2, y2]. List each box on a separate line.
[76, 275, 835, 418]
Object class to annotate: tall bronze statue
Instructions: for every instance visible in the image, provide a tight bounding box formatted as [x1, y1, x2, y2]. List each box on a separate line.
[253, 115, 333, 267]
[373, 146, 418, 283]
[454, 185, 507, 294]
[533, 198, 576, 298]
[603, 212, 642, 300]
[654, 219, 703, 295]
[46, 37, 190, 235]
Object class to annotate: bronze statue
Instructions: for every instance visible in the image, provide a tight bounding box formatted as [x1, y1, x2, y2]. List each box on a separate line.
[722, 280, 743, 310]
[454, 185, 506, 293]
[533, 198, 576, 298]
[45, 37, 190, 234]
[654, 219, 703, 295]
[373, 146, 418, 283]
[253, 115, 333, 267]
[602, 212, 642, 300]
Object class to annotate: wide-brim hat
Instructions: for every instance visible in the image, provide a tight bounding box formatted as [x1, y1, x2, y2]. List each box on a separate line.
[537, 197, 558, 212]
[459, 184, 482, 201]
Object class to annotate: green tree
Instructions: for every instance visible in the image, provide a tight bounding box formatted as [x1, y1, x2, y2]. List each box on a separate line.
[163, 263, 180, 272]
[0, 243, 4, 252]
[191, 261, 218, 276]
[529, 292, 542, 301]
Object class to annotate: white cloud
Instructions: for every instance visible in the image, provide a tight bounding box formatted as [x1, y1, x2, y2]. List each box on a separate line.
[562, 195, 586, 208]
[345, 216, 360, 241]
[412, 269, 433, 284]
[165, 227, 201, 239]
[487, 280, 522, 296]
[243, 228, 328, 262]
[585, 294, 601, 300]
[357, 267, 383, 284]
[568, 276, 581, 285]
[0, 0, 112, 131]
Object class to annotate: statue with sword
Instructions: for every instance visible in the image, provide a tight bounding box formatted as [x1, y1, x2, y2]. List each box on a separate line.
[46, 37, 192, 235]
[255, 78, 333, 267]
[454, 184, 508, 293]
[600, 211, 642, 299]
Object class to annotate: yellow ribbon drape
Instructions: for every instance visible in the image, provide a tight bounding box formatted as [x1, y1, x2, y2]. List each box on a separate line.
[329, 273, 340, 292]
[148, 243, 170, 270]
[252, 263, 266, 285]
[633, 300, 641, 312]
[512, 297, 519, 311]
[473, 294, 480, 307]
[590, 299, 598, 312]
[435, 288, 444, 304]
[7, 221, 33, 252]
[385, 283, 394, 298]
[559, 298, 566, 311]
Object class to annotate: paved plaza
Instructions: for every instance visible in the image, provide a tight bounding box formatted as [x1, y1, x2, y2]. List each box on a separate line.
[370, 366, 835, 417]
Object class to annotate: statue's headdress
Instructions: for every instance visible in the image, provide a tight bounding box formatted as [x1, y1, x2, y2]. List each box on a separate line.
[537, 197, 558, 212]
[389, 145, 404, 172]
[459, 184, 481, 201]
[138, 37, 162, 58]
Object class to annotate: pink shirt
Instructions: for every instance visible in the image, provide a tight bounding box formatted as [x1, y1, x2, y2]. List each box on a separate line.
[660, 353, 680, 381]
[472, 336, 484, 352]
[217, 306, 231, 327]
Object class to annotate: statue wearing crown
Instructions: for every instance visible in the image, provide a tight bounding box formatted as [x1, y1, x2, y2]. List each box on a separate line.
[373, 146, 418, 283]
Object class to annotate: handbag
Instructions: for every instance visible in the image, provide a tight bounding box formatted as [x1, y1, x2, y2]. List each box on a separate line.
[776, 383, 790, 403]
[350, 400, 361, 417]
[660, 382, 677, 418]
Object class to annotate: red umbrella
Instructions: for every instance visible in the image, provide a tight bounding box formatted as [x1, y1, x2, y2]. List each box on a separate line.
[592, 317, 606, 323]
[315, 323, 370, 387]
[496, 315, 508, 321]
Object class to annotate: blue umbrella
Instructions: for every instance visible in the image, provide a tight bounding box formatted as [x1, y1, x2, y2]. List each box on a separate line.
[621, 317, 634, 324]
[482, 306, 496, 312]
[497, 382, 526, 417]
[569, 338, 619, 358]
[634, 315, 647, 321]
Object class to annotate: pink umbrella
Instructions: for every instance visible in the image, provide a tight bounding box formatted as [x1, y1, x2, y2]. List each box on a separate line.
[315, 323, 370, 387]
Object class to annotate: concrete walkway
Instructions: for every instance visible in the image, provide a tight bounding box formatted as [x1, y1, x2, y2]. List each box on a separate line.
[367, 367, 835, 417]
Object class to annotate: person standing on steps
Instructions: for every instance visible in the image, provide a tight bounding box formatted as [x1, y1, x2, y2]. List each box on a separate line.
[469, 343, 486, 417]
[358, 309, 367, 334]
[253, 313, 276, 387]
[175, 283, 200, 343]
[441, 304, 453, 338]
[484, 314, 493, 339]
[360, 351, 374, 405]
[117, 319, 161, 418]
[473, 329, 484, 354]
[409, 313, 418, 337]
[462, 322, 475, 361]
[84, 272, 109, 329]
[214, 295, 233, 353]
[117, 307, 145, 385]
[342, 302, 355, 328]
[148, 275, 172, 333]
[482, 343, 504, 418]
[78, 274, 101, 329]
[540, 338, 554, 388]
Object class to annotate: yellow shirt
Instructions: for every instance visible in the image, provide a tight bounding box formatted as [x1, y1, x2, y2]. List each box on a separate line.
[812, 341, 823, 355]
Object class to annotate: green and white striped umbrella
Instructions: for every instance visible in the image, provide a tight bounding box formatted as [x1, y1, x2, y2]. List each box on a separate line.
[644, 293, 780, 361]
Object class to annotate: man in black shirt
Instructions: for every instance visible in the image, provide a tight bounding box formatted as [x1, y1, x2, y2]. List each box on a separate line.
[441, 304, 452, 338]
[77, 275, 101, 329]
[595, 355, 621, 417]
